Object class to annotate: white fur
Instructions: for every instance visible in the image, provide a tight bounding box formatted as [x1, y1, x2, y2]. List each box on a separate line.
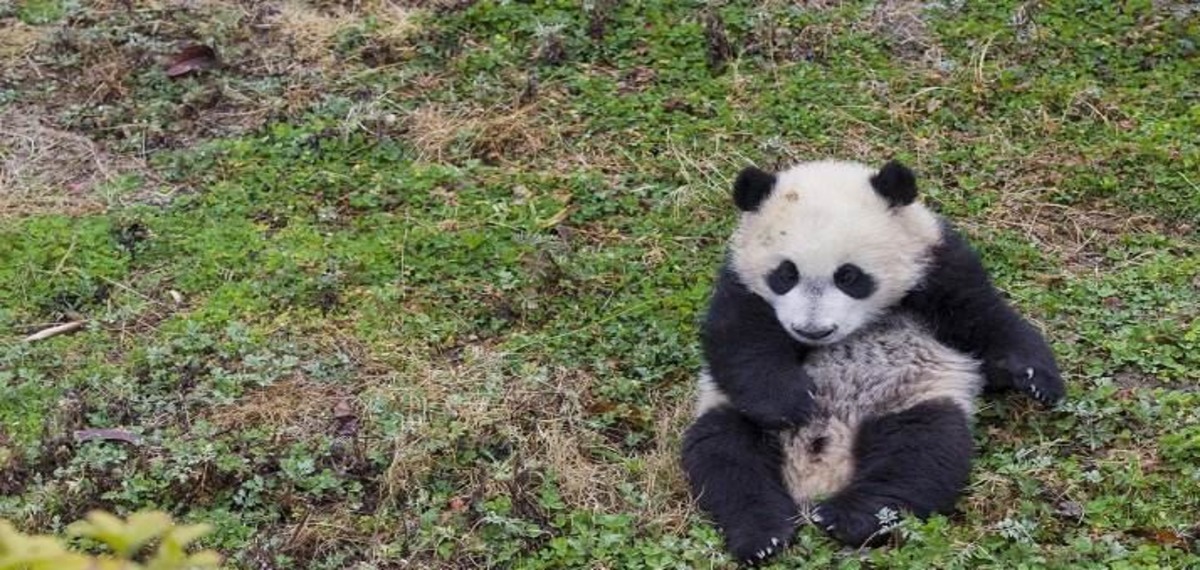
[692, 317, 983, 505]
[779, 315, 981, 505]
[695, 369, 728, 416]
[729, 161, 942, 345]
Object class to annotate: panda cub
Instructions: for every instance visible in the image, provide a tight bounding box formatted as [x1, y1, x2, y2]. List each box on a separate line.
[682, 160, 1064, 564]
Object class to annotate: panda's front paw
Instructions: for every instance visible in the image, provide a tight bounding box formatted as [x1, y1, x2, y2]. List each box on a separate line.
[987, 350, 1064, 407]
[727, 523, 791, 566]
[743, 394, 814, 430]
[740, 382, 817, 430]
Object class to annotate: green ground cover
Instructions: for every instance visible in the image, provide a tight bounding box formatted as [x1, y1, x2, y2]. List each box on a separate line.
[1, 1, 1197, 568]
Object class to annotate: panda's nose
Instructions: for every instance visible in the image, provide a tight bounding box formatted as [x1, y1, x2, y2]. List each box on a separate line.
[795, 325, 837, 341]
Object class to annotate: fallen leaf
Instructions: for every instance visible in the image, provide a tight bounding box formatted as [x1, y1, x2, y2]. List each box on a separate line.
[448, 497, 469, 512]
[1148, 528, 1186, 549]
[166, 44, 219, 78]
[333, 399, 355, 420]
[333, 399, 358, 437]
[74, 428, 143, 445]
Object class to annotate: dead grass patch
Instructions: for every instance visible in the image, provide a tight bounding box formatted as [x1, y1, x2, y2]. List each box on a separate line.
[405, 104, 551, 164]
[208, 376, 350, 440]
[988, 199, 1162, 270]
[266, 0, 418, 65]
[377, 344, 694, 530]
[0, 107, 173, 218]
[0, 18, 46, 62]
[0, 0, 430, 154]
[954, 154, 1171, 272]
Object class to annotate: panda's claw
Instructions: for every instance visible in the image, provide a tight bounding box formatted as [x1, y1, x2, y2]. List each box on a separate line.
[771, 537, 780, 546]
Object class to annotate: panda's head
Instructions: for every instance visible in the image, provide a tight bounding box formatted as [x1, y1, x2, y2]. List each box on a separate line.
[729, 160, 942, 346]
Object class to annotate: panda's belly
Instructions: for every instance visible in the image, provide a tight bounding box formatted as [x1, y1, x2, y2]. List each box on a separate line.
[779, 314, 982, 505]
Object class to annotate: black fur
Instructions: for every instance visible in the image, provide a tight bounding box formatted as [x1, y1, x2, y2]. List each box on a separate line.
[902, 222, 1065, 405]
[702, 266, 816, 430]
[869, 160, 918, 208]
[813, 398, 973, 547]
[767, 260, 799, 295]
[834, 263, 876, 299]
[734, 167, 777, 212]
[682, 407, 798, 564]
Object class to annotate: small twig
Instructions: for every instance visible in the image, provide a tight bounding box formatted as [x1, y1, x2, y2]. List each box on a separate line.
[74, 428, 142, 445]
[23, 320, 86, 342]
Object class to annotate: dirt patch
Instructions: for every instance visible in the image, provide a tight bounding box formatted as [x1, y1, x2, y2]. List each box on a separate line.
[743, 17, 837, 64]
[0, 1, 441, 217]
[988, 198, 1163, 270]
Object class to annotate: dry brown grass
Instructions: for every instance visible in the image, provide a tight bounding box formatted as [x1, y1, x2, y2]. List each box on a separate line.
[266, 0, 418, 64]
[375, 343, 695, 531]
[0, 107, 173, 218]
[207, 376, 351, 440]
[405, 103, 554, 164]
[0, 18, 45, 62]
[949, 151, 1175, 273]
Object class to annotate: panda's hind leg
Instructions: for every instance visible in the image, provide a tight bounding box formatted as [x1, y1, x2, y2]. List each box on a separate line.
[682, 407, 798, 565]
[813, 398, 973, 547]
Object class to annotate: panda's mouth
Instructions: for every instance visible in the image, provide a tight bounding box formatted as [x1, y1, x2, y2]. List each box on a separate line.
[787, 327, 844, 347]
[792, 325, 838, 342]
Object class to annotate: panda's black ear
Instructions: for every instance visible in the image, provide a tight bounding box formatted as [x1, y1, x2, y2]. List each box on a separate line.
[870, 160, 918, 208]
[733, 166, 776, 212]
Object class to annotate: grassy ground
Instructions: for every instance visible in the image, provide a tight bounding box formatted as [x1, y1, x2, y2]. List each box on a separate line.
[1, 0, 1198, 568]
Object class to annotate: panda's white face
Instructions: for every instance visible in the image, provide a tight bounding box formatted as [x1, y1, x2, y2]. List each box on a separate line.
[730, 161, 942, 346]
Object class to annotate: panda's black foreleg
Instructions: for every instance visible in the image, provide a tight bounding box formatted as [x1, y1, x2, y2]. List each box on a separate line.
[904, 224, 1065, 406]
[812, 398, 973, 547]
[682, 407, 798, 565]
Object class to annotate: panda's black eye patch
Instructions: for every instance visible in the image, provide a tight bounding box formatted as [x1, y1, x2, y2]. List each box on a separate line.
[767, 260, 799, 294]
[834, 263, 876, 299]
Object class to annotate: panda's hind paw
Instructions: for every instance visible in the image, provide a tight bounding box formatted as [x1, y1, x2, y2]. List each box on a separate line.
[728, 526, 791, 566]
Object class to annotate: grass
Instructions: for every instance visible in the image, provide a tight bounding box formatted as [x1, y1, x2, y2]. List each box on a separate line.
[1, 0, 1198, 568]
